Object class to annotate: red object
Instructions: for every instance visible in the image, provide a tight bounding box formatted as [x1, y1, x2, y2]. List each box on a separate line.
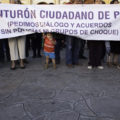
[44, 37, 55, 52]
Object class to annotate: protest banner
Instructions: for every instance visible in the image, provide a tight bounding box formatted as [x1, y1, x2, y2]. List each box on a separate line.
[0, 4, 120, 40]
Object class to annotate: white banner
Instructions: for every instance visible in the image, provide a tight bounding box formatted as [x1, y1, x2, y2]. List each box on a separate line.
[0, 4, 120, 40]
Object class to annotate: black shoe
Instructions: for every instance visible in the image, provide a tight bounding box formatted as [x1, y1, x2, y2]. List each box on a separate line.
[79, 55, 87, 59]
[37, 54, 42, 58]
[24, 59, 29, 64]
[10, 65, 16, 70]
[10, 67, 16, 70]
[32, 55, 36, 58]
[10, 62, 16, 70]
[20, 61, 26, 69]
[73, 63, 82, 66]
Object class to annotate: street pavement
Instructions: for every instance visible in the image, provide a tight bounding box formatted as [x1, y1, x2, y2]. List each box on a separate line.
[0, 49, 120, 120]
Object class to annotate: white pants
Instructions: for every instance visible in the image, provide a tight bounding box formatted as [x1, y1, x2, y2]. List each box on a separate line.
[8, 36, 26, 61]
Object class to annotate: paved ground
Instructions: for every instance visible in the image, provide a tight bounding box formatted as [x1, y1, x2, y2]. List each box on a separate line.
[0, 49, 120, 120]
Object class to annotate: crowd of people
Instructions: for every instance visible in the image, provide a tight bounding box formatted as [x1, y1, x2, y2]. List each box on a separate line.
[0, 0, 120, 70]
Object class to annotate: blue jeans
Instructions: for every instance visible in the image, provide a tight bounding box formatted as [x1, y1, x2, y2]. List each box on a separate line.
[44, 52, 55, 59]
[66, 36, 81, 65]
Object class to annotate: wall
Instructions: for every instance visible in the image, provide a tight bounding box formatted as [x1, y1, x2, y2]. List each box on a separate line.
[1, 0, 30, 4]
[1, 0, 120, 4]
[1, 0, 56, 4]
[32, 0, 56, 4]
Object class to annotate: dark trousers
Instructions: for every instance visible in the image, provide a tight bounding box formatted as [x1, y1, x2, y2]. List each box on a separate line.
[66, 36, 81, 65]
[26, 35, 31, 57]
[0, 40, 4, 62]
[88, 41, 105, 67]
[32, 39, 42, 56]
[79, 40, 86, 57]
[0, 39, 10, 62]
[55, 39, 61, 63]
[4, 39, 10, 61]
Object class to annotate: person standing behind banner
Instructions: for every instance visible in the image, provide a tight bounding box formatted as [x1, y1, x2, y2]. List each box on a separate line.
[109, 0, 120, 69]
[31, 33, 42, 58]
[87, 0, 105, 70]
[76, 0, 87, 60]
[65, 0, 82, 67]
[8, 0, 26, 70]
[0, 39, 4, 63]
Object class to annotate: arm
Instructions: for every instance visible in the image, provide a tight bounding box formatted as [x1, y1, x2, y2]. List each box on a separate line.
[51, 39, 56, 45]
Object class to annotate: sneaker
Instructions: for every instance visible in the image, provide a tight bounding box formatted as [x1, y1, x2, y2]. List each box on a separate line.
[97, 66, 104, 69]
[88, 66, 92, 69]
[117, 65, 120, 69]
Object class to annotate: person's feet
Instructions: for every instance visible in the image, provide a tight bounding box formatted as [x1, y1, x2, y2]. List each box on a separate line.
[20, 60, 25, 69]
[112, 62, 119, 66]
[87, 65, 104, 70]
[66, 64, 74, 68]
[88, 66, 92, 70]
[97, 66, 104, 69]
[117, 65, 120, 69]
[79, 55, 87, 59]
[107, 62, 112, 67]
[10, 61, 16, 70]
[73, 63, 82, 66]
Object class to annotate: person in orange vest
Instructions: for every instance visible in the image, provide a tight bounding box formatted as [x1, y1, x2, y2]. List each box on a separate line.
[43, 33, 56, 69]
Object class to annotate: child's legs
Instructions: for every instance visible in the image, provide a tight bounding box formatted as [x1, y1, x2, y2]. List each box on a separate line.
[45, 56, 49, 69]
[46, 56, 49, 65]
[52, 58, 55, 65]
[44, 52, 49, 64]
[52, 58, 56, 69]
[49, 52, 56, 68]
